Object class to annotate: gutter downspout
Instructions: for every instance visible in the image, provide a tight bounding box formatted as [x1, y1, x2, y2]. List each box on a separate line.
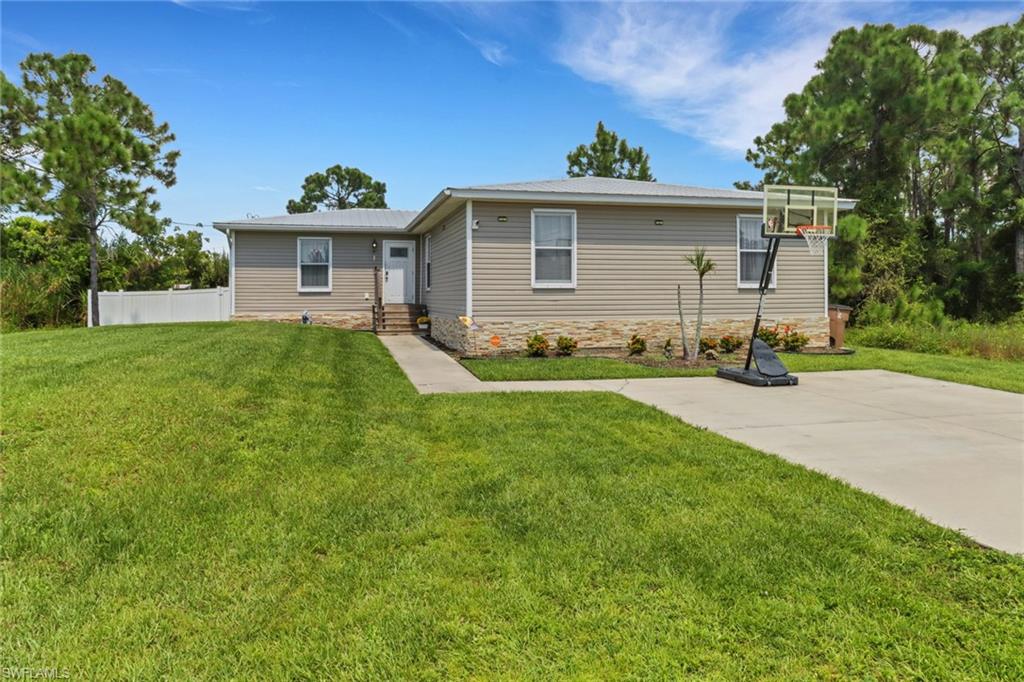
[465, 200, 473, 318]
[228, 229, 236, 316]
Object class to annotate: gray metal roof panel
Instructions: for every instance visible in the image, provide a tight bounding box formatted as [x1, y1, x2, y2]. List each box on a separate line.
[215, 208, 418, 230]
[456, 176, 765, 200]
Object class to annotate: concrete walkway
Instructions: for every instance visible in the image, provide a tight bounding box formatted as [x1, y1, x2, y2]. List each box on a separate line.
[379, 335, 1024, 554]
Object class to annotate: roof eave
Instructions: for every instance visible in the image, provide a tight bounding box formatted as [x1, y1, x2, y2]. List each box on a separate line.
[404, 188, 454, 234]
[212, 222, 409, 233]
[446, 188, 857, 211]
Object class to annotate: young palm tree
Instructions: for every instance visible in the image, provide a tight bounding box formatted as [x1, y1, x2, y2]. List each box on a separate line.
[685, 247, 717, 355]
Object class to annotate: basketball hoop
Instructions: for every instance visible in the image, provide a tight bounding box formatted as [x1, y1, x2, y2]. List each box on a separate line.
[796, 225, 834, 256]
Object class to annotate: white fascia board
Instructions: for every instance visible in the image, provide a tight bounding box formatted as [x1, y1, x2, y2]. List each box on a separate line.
[402, 188, 454, 234]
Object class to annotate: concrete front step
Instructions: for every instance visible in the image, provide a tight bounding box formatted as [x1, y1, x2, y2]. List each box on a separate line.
[380, 325, 426, 333]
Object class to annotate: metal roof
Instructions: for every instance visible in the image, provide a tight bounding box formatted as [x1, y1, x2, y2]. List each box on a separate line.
[214, 208, 418, 232]
[457, 176, 766, 200]
[216, 178, 856, 234]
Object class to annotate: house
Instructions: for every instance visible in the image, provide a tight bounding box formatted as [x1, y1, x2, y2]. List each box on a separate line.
[214, 177, 856, 355]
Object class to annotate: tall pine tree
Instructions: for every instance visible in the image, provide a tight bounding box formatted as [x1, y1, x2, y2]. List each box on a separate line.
[1, 52, 178, 326]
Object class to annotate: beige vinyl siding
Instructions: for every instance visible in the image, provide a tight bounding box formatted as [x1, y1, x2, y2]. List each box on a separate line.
[471, 202, 825, 320]
[421, 206, 466, 317]
[234, 231, 407, 313]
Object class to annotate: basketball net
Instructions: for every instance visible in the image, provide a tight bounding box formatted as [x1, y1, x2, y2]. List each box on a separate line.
[796, 226, 834, 256]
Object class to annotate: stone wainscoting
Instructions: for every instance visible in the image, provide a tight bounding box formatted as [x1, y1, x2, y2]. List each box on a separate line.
[428, 315, 471, 352]
[232, 312, 372, 330]
[431, 315, 830, 356]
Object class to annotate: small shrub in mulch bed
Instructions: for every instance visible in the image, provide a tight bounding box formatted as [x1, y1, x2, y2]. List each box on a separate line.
[525, 333, 549, 357]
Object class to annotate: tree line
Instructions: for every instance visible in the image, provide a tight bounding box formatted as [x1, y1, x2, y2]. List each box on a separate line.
[3, 15, 1019, 330]
[744, 18, 1023, 323]
[1, 216, 226, 330]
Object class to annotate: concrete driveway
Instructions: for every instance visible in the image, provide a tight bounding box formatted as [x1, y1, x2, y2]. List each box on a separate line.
[380, 335, 1024, 553]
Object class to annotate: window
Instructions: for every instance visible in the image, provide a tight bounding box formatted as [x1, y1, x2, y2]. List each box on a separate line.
[532, 209, 576, 288]
[297, 237, 331, 291]
[389, 246, 409, 258]
[424, 234, 431, 291]
[737, 216, 776, 288]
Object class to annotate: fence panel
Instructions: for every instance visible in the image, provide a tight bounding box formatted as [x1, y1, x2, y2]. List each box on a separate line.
[94, 287, 230, 326]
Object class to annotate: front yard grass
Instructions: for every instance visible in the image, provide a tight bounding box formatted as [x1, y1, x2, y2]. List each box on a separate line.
[462, 346, 1024, 392]
[3, 322, 1022, 678]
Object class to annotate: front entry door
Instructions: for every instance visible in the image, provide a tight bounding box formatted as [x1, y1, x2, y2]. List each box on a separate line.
[383, 240, 416, 304]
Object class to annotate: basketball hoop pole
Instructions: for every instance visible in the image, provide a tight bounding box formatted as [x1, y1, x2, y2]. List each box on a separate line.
[743, 234, 781, 371]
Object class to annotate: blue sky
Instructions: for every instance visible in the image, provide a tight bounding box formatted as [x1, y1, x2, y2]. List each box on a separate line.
[2, 1, 1020, 250]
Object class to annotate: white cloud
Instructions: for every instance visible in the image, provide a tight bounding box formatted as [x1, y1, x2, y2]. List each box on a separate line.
[458, 31, 511, 66]
[555, 3, 1022, 154]
[252, 186, 278, 193]
[3, 29, 45, 51]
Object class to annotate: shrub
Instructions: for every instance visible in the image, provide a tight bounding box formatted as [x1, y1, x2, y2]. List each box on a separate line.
[755, 325, 781, 348]
[849, 321, 1024, 361]
[627, 334, 646, 356]
[858, 283, 947, 327]
[525, 333, 549, 357]
[698, 337, 719, 353]
[555, 335, 578, 356]
[719, 335, 743, 353]
[779, 328, 810, 352]
[662, 338, 674, 359]
[0, 259, 78, 332]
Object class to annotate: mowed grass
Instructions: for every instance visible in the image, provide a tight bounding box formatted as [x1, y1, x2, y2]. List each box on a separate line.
[463, 347, 1024, 392]
[2, 323, 1022, 678]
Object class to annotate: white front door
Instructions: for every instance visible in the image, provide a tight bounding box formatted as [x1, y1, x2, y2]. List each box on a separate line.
[383, 240, 416, 304]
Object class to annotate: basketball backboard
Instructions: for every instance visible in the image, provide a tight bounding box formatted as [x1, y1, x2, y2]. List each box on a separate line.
[762, 185, 839, 239]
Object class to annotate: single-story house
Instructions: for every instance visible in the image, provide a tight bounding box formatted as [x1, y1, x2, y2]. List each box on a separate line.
[213, 177, 855, 355]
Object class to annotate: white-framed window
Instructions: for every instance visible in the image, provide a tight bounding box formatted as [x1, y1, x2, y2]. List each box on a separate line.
[297, 237, 332, 292]
[424, 234, 431, 291]
[737, 215, 776, 288]
[531, 208, 576, 288]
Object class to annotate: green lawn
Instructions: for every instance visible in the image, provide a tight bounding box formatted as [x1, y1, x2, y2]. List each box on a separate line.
[463, 347, 1024, 392]
[3, 323, 1022, 678]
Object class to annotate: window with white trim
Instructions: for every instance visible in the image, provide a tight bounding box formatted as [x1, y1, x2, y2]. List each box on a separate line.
[532, 209, 576, 288]
[298, 237, 331, 291]
[424, 234, 431, 291]
[737, 216, 776, 288]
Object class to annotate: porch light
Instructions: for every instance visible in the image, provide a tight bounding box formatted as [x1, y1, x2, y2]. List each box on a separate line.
[371, 239, 378, 251]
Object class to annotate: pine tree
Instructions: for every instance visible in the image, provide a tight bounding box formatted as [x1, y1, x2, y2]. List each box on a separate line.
[1, 52, 178, 326]
[566, 121, 655, 181]
[286, 165, 387, 213]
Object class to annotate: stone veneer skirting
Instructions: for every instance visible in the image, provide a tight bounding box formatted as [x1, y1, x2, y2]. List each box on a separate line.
[431, 315, 830, 357]
[232, 311, 372, 330]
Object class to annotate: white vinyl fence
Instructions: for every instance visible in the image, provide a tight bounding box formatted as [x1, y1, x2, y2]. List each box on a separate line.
[89, 287, 231, 326]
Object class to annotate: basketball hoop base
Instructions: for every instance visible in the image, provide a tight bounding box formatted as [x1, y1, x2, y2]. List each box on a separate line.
[716, 339, 799, 387]
[716, 366, 799, 387]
